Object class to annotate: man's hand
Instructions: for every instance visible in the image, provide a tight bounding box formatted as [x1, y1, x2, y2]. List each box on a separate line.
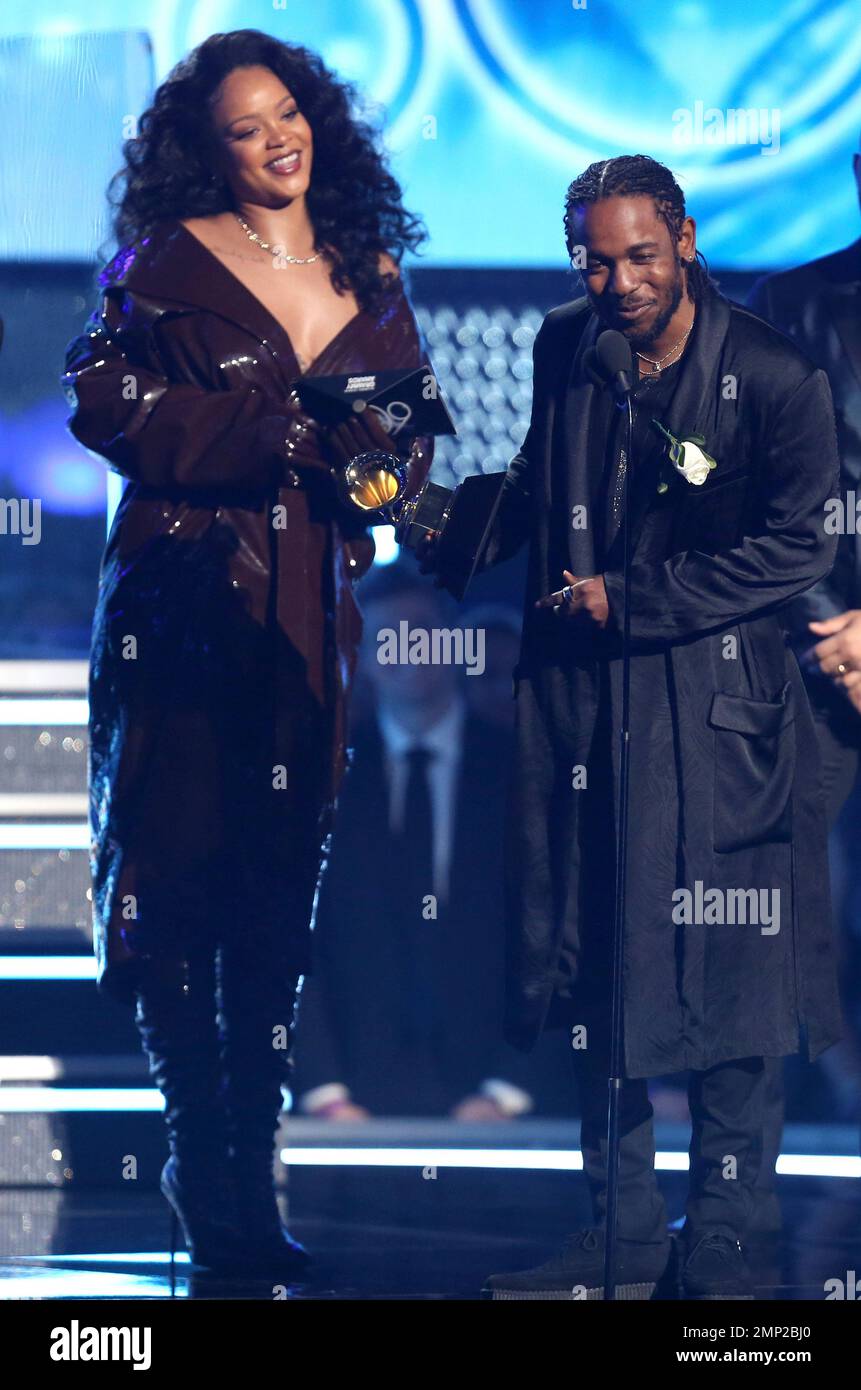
[416, 528, 439, 573]
[808, 611, 861, 696]
[414, 529, 448, 589]
[535, 570, 609, 627]
[450, 1094, 510, 1122]
[315, 1099, 372, 1122]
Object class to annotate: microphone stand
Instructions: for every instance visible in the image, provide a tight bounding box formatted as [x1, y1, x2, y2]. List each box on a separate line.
[603, 387, 635, 1302]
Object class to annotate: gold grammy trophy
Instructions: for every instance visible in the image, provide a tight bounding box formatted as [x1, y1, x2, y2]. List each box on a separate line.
[337, 448, 506, 600]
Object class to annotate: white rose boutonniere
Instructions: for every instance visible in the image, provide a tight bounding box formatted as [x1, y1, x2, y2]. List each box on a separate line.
[652, 422, 717, 492]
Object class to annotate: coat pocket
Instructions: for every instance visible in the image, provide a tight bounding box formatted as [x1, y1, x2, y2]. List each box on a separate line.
[708, 683, 794, 852]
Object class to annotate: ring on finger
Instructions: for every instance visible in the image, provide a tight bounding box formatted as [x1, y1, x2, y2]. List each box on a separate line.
[561, 579, 587, 603]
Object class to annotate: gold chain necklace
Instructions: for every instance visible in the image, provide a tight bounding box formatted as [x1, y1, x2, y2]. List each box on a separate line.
[234, 214, 321, 264]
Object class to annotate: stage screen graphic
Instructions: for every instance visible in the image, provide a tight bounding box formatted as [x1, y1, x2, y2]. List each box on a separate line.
[0, 0, 858, 268]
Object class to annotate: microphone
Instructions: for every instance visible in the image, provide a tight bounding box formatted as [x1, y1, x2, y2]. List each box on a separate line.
[595, 329, 633, 403]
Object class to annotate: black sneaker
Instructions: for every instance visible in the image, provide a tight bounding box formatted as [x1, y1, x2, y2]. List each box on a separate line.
[681, 1231, 755, 1300]
[481, 1227, 675, 1301]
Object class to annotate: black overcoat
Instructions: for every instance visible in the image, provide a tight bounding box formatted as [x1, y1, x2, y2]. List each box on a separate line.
[482, 283, 844, 1076]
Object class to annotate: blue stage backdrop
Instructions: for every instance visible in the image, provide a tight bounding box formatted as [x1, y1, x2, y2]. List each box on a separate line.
[0, 0, 859, 268]
[1, 1, 860, 652]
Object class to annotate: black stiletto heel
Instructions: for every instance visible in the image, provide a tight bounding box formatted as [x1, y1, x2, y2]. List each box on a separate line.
[136, 961, 245, 1280]
[221, 965, 313, 1283]
[161, 1154, 245, 1274]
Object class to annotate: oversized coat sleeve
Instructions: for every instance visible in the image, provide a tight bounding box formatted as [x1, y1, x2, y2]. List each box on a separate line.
[62, 289, 297, 493]
[602, 367, 841, 643]
[745, 275, 848, 632]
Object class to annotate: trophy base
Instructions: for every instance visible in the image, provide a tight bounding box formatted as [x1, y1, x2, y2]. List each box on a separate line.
[397, 472, 507, 600]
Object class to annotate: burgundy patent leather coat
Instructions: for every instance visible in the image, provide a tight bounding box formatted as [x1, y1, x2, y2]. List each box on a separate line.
[62, 218, 432, 1002]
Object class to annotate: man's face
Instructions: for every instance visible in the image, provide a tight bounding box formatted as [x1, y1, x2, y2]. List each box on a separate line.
[572, 195, 694, 348]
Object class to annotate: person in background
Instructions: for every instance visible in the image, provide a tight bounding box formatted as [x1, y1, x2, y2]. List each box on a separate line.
[745, 134, 861, 1231]
[460, 602, 523, 729]
[293, 564, 548, 1120]
[747, 134, 861, 820]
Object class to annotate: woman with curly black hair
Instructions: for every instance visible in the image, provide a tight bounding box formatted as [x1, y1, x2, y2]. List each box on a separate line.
[62, 29, 433, 1280]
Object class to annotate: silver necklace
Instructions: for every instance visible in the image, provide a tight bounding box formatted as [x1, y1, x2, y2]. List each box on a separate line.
[234, 213, 321, 264]
[636, 319, 693, 374]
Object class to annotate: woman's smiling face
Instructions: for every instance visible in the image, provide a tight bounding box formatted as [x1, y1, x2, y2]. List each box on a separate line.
[209, 64, 314, 207]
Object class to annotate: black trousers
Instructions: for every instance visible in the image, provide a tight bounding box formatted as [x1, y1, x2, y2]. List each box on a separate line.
[572, 1034, 766, 1242]
[556, 661, 766, 1242]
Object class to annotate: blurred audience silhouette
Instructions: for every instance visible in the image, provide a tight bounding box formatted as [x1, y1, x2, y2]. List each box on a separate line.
[292, 559, 571, 1120]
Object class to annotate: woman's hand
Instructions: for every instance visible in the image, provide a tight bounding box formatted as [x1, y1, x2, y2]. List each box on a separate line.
[324, 407, 399, 472]
[267, 392, 325, 474]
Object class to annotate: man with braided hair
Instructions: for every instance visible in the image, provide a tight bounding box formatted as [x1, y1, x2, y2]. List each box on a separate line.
[425, 155, 843, 1299]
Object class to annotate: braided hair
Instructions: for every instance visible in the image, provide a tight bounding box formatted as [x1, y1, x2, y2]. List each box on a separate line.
[563, 154, 714, 301]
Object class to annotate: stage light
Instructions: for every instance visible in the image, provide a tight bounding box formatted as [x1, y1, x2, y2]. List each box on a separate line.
[0, 957, 96, 980]
[370, 525, 400, 566]
[0, 699, 88, 725]
[0, 824, 89, 849]
[0, 1082, 855, 1179]
[275, 1147, 861, 1179]
[0, 1089, 164, 1112]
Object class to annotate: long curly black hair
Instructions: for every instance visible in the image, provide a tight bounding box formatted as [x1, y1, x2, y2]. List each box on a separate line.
[106, 28, 427, 312]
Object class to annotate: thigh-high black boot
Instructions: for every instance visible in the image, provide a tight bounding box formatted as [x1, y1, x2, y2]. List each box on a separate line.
[217, 938, 311, 1279]
[134, 950, 244, 1273]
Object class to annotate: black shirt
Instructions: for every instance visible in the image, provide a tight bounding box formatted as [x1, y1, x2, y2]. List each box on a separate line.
[593, 354, 684, 568]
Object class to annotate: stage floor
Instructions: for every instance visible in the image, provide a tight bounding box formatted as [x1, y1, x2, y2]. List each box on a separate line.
[1, 1126, 859, 1300]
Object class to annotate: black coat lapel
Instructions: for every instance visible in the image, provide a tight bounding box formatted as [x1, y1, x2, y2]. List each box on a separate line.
[660, 286, 732, 449]
[564, 313, 601, 577]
